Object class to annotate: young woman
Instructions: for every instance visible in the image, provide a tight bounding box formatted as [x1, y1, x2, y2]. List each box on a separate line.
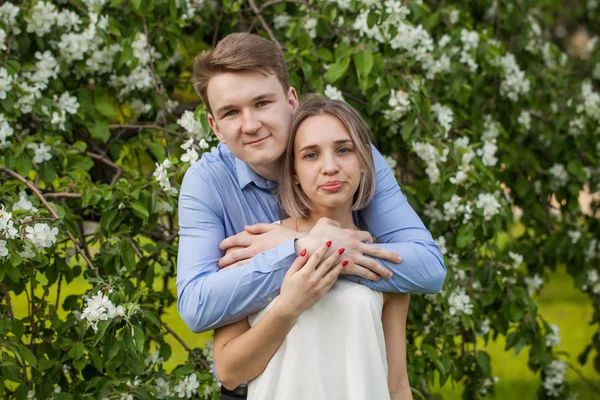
[214, 96, 412, 400]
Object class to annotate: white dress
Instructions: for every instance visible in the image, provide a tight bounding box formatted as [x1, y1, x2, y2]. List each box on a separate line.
[247, 280, 390, 400]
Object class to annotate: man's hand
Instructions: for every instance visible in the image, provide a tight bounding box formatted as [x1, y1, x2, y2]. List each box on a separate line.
[218, 223, 299, 268]
[294, 217, 402, 281]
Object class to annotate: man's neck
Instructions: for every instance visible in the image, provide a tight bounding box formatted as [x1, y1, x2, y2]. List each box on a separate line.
[248, 160, 282, 183]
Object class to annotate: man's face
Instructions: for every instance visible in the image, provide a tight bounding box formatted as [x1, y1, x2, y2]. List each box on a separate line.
[207, 71, 298, 172]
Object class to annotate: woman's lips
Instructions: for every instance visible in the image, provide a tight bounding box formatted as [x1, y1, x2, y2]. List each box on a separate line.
[320, 182, 344, 191]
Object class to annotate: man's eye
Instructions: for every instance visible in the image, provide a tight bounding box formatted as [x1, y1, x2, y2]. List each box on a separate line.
[256, 100, 269, 107]
[223, 110, 237, 117]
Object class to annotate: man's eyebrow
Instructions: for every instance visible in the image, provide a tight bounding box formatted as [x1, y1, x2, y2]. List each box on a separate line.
[298, 139, 353, 153]
[215, 93, 277, 116]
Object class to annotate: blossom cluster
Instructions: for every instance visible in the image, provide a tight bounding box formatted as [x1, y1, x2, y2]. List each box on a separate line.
[448, 288, 473, 316]
[412, 141, 448, 183]
[153, 159, 178, 196]
[79, 291, 128, 332]
[543, 359, 567, 397]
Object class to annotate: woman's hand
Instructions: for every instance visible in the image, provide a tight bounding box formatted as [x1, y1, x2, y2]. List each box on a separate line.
[275, 241, 346, 319]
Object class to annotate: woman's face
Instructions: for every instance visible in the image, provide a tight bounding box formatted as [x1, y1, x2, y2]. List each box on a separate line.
[293, 114, 362, 213]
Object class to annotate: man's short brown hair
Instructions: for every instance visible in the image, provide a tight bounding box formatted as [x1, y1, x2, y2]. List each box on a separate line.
[192, 33, 290, 114]
[279, 95, 376, 219]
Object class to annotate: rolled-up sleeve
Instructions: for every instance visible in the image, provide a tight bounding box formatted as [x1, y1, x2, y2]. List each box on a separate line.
[176, 168, 297, 332]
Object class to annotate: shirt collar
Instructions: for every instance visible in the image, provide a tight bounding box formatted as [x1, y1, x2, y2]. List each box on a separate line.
[234, 156, 278, 191]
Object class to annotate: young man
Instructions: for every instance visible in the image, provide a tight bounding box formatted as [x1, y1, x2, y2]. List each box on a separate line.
[176, 32, 446, 398]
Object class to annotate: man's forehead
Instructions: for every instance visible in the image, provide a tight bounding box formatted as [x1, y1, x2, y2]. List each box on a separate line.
[207, 71, 284, 106]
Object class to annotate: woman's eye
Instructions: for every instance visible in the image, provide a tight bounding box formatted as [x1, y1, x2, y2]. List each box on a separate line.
[339, 147, 352, 153]
[304, 153, 317, 159]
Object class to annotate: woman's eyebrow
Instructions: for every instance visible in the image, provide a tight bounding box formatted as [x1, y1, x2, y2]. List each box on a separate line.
[298, 139, 352, 153]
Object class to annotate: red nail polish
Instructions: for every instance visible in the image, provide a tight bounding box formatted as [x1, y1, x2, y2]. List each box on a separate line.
[300, 249, 307, 257]
[342, 260, 348, 267]
[326, 241, 332, 247]
[338, 248, 345, 255]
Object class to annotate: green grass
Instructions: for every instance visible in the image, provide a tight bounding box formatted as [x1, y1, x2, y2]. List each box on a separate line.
[10, 267, 599, 398]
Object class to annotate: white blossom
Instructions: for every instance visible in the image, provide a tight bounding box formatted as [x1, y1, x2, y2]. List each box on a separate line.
[83, 0, 108, 11]
[412, 141, 448, 183]
[27, 51, 60, 88]
[448, 288, 473, 316]
[476, 193, 501, 220]
[0, 240, 8, 257]
[545, 324, 561, 347]
[449, 10, 460, 25]
[582, 269, 600, 294]
[0, 3, 20, 32]
[324, 84, 344, 101]
[199, 139, 209, 150]
[436, 236, 447, 255]
[585, 239, 599, 262]
[273, 12, 291, 30]
[177, 111, 204, 137]
[173, 374, 200, 399]
[305, 18, 317, 39]
[180, 0, 206, 21]
[80, 291, 128, 332]
[549, 164, 569, 188]
[129, 99, 152, 115]
[580, 81, 600, 122]
[13, 191, 38, 213]
[27, 143, 53, 164]
[0, 113, 14, 147]
[461, 29, 480, 51]
[26, 2, 58, 37]
[390, 23, 433, 62]
[482, 115, 501, 141]
[25, 223, 58, 249]
[568, 117, 585, 136]
[518, 111, 532, 130]
[479, 318, 491, 336]
[155, 377, 172, 399]
[431, 103, 453, 134]
[56, 10, 81, 31]
[508, 252, 523, 269]
[109, 65, 154, 96]
[496, 53, 531, 101]
[180, 139, 199, 164]
[543, 359, 567, 397]
[0, 206, 18, 239]
[153, 159, 177, 196]
[0, 68, 13, 100]
[525, 274, 543, 296]
[384, 89, 411, 121]
[567, 230, 581, 244]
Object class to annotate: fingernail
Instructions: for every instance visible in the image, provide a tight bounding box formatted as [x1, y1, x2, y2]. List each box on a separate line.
[388, 271, 393, 278]
[342, 260, 348, 267]
[397, 256, 402, 263]
[300, 249, 307, 257]
[326, 241, 332, 247]
[338, 248, 345, 255]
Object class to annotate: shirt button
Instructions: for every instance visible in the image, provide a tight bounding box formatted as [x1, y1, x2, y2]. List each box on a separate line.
[267, 297, 273, 302]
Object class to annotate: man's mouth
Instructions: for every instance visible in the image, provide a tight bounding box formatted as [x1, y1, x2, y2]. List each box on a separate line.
[245, 135, 270, 146]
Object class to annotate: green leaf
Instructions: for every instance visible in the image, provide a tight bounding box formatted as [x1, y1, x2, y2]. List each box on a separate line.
[69, 342, 85, 360]
[132, 325, 145, 354]
[141, 309, 161, 328]
[131, 200, 149, 219]
[5, 264, 20, 284]
[508, 302, 525, 322]
[89, 121, 110, 143]
[18, 345, 37, 369]
[456, 224, 474, 249]
[315, 48, 333, 62]
[325, 57, 350, 83]
[354, 50, 374, 77]
[149, 142, 165, 161]
[94, 320, 111, 346]
[476, 351, 491, 375]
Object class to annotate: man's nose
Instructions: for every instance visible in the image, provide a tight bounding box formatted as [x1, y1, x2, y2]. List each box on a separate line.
[241, 109, 262, 134]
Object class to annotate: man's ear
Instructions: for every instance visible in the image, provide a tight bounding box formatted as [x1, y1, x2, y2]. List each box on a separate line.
[288, 87, 299, 112]
[208, 113, 225, 143]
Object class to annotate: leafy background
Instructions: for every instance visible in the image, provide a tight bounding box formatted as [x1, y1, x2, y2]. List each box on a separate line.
[0, 0, 599, 399]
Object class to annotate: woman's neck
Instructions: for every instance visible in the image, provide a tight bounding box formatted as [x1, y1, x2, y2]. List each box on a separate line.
[294, 205, 357, 233]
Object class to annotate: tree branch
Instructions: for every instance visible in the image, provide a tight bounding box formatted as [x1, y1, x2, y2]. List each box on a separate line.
[162, 322, 210, 370]
[248, 0, 278, 43]
[1, 282, 14, 319]
[108, 124, 184, 138]
[259, 0, 307, 12]
[0, 167, 100, 277]
[43, 193, 82, 199]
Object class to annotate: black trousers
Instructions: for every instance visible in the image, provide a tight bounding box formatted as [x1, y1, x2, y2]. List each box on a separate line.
[220, 385, 247, 399]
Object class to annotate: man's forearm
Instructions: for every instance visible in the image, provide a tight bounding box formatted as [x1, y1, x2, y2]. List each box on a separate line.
[178, 239, 297, 332]
[340, 241, 446, 293]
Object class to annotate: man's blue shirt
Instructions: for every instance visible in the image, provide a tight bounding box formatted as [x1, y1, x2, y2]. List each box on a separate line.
[177, 143, 446, 333]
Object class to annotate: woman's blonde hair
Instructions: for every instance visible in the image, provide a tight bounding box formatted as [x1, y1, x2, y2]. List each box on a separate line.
[279, 95, 376, 219]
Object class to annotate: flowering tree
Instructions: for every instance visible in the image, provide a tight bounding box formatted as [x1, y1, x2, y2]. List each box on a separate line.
[0, 1, 598, 399]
